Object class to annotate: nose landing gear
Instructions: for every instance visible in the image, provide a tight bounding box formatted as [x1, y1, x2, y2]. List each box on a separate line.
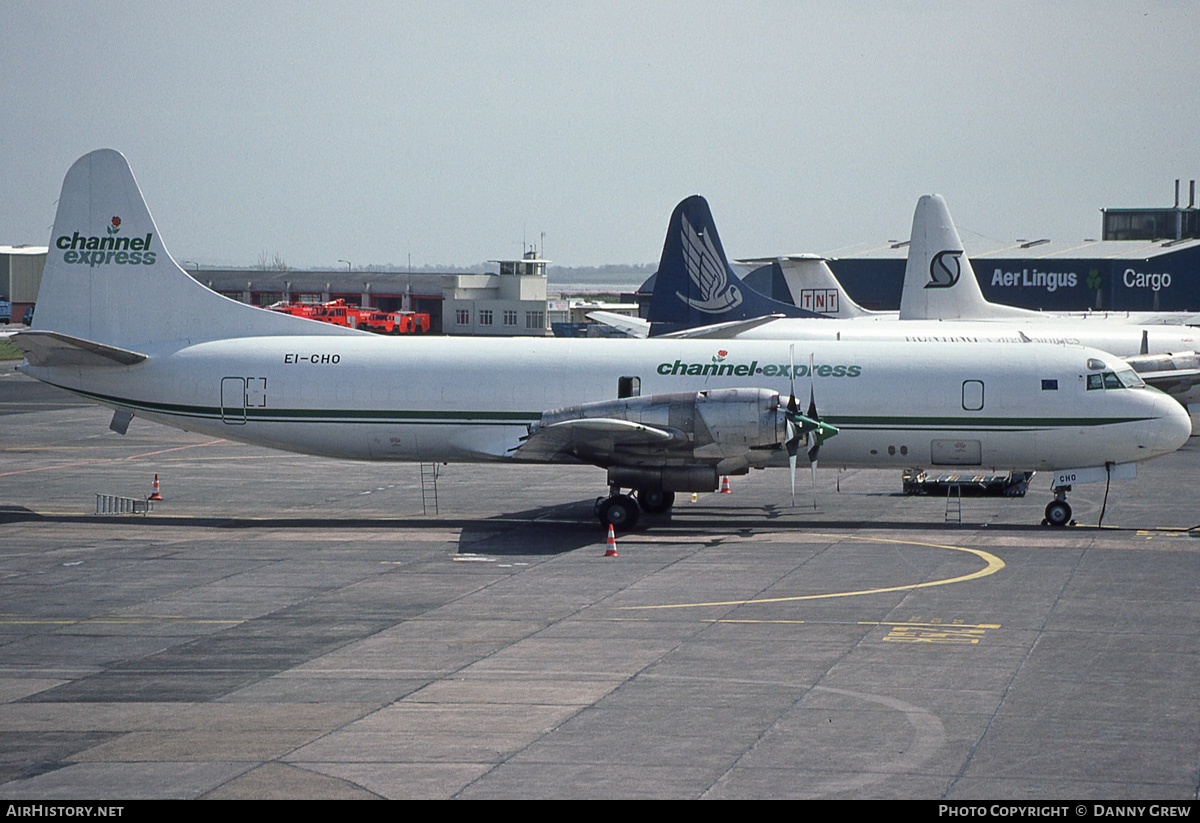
[1043, 486, 1074, 527]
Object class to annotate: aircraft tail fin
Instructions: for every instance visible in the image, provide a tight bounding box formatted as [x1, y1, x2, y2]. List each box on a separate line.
[646, 196, 819, 335]
[741, 255, 876, 318]
[777, 256, 877, 318]
[33, 149, 361, 352]
[899, 194, 1038, 321]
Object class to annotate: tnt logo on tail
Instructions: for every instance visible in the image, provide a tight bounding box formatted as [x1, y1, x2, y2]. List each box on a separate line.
[800, 289, 840, 314]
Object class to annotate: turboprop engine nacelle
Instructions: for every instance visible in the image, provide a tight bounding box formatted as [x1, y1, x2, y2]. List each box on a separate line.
[532, 387, 790, 471]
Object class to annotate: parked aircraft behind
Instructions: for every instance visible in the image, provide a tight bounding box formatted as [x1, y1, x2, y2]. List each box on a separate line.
[738, 255, 896, 320]
[711, 196, 1200, 330]
[13, 152, 1191, 530]
[632, 197, 1200, 408]
[862, 194, 1200, 327]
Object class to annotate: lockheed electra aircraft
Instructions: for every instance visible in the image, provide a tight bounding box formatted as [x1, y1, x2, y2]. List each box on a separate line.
[14, 150, 1192, 530]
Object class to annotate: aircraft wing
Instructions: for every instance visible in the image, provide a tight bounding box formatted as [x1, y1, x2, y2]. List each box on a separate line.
[510, 417, 685, 463]
[12, 330, 147, 367]
[586, 311, 650, 338]
[509, 387, 789, 477]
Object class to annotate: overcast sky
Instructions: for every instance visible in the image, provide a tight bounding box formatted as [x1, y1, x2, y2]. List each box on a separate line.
[3, 1, 1198, 269]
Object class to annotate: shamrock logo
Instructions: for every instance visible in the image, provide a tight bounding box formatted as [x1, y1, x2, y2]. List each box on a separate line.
[1086, 269, 1102, 290]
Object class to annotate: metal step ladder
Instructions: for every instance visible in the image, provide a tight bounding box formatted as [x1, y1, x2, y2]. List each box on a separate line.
[420, 463, 440, 515]
[944, 484, 962, 524]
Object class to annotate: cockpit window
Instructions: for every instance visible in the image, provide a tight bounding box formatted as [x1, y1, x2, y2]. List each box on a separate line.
[1087, 369, 1145, 390]
[1115, 367, 1145, 388]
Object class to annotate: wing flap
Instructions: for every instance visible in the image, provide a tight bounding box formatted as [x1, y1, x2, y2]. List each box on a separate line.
[512, 417, 684, 462]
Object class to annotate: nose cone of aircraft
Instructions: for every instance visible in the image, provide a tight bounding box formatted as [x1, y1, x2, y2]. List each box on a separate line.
[1148, 392, 1193, 458]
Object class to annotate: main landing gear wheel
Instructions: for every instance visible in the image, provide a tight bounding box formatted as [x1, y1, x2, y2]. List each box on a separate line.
[636, 488, 675, 515]
[597, 494, 640, 531]
[1044, 500, 1072, 527]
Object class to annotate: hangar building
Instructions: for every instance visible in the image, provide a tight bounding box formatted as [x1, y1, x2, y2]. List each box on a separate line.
[189, 252, 551, 336]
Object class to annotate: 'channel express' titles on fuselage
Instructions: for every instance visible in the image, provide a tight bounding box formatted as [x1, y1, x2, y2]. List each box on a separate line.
[656, 358, 862, 378]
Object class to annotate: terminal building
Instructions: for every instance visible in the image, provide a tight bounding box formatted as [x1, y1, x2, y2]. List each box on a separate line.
[822, 235, 1200, 313]
[746, 183, 1200, 314]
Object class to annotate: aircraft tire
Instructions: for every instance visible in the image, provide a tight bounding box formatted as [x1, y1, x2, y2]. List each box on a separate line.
[598, 494, 640, 531]
[636, 489, 675, 514]
[1044, 500, 1072, 527]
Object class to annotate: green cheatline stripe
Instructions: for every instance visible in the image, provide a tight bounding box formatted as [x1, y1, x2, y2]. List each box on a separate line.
[826, 415, 1149, 428]
[56, 384, 540, 424]
[55, 383, 1152, 430]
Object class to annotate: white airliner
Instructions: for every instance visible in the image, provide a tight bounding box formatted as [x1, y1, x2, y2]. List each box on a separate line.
[12, 151, 1192, 530]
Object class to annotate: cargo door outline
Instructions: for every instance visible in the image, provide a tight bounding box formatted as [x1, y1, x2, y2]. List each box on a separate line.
[930, 380, 985, 465]
[221, 377, 267, 424]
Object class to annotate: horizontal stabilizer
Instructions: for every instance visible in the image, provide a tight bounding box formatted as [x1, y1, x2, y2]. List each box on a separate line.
[13, 330, 147, 367]
[659, 315, 789, 339]
[586, 311, 651, 338]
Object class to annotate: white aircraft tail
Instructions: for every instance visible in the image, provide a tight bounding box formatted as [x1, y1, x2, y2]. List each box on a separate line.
[777, 256, 878, 318]
[32, 149, 359, 352]
[899, 194, 1038, 321]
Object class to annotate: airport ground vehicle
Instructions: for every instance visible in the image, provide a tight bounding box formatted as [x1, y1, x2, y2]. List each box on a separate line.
[267, 300, 429, 334]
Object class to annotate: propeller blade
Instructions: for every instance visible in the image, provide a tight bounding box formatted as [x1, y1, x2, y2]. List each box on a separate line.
[789, 452, 797, 507]
[779, 347, 842, 507]
[789, 344, 796, 403]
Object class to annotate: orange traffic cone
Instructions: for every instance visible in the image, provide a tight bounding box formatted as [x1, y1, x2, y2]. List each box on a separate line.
[148, 474, 163, 501]
[604, 524, 619, 557]
[720, 475, 731, 494]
